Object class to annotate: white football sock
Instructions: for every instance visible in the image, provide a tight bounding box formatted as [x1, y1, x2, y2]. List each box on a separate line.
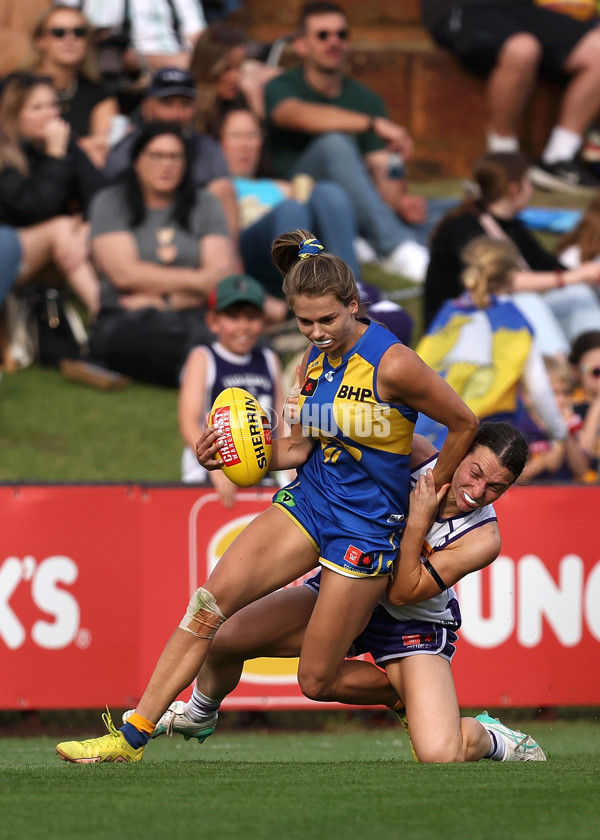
[542, 126, 582, 165]
[184, 686, 222, 722]
[482, 727, 507, 761]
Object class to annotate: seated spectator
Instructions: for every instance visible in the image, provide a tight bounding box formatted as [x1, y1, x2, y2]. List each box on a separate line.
[416, 237, 568, 459]
[220, 106, 413, 343]
[420, 0, 600, 192]
[88, 122, 233, 387]
[0, 73, 103, 317]
[104, 67, 239, 251]
[22, 4, 119, 168]
[220, 106, 360, 296]
[568, 330, 600, 480]
[62, 0, 207, 72]
[557, 191, 600, 267]
[424, 152, 600, 355]
[178, 273, 290, 505]
[263, 2, 453, 283]
[189, 22, 281, 136]
[518, 355, 589, 483]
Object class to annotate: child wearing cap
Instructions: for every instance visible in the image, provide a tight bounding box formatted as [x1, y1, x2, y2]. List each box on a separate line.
[179, 274, 289, 505]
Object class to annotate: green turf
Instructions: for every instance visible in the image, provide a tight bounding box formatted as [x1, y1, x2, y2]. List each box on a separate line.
[1, 723, 599, 840]
[0, 366, 181, 481]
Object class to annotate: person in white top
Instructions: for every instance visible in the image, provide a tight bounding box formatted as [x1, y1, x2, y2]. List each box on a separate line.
[138, 421, 547, 763]
[63, 0, 206, 69]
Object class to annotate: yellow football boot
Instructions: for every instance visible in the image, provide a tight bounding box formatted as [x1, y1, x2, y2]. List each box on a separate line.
[56, 708, 144, 764]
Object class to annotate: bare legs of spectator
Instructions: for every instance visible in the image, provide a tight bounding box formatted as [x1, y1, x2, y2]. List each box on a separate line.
[487, 33, 541, 148]
[559, 28, 600, 136]
[17, 217, 100, 318]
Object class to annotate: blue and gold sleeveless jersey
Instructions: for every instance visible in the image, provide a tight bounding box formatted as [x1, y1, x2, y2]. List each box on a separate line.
[296, 321, 417, 539]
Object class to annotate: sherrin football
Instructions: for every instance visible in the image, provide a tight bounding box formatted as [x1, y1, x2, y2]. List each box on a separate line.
[208, 387, 273, 487]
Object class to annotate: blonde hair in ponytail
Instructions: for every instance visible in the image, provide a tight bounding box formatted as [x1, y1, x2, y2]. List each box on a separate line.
[460, 236, 520, 309]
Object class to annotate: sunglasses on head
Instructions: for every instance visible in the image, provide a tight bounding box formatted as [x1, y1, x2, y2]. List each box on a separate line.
[581, 364, 600, 378]
[47, 26, 87, 39]
[316, 28, 349, 41]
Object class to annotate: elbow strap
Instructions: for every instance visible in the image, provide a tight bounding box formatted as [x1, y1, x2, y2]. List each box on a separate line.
[423, 558, 447, 592]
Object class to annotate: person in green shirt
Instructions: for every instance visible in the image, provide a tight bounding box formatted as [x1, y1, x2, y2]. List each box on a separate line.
[264, 1, 454, 283]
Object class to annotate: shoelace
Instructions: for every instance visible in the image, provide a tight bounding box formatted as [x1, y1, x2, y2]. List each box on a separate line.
[512, 733, 530, 756]
[101, 707, 120, 738]
[164, 709, 177, 737]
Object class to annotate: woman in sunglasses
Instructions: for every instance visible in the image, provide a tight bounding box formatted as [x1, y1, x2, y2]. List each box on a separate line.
[569, 331, 600, 481]
[0, 73, 103, 320]
[22, 4, 118, 167]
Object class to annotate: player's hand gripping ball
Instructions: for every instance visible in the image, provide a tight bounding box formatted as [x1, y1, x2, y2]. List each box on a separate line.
[208, 387, 273, 487]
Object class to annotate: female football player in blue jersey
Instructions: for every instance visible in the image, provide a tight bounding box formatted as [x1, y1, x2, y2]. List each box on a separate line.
[133, 423, 545, 763]
[56, 229, 478, 763]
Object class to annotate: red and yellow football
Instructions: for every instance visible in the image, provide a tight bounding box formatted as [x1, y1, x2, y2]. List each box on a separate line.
[208, 387, 273, 487]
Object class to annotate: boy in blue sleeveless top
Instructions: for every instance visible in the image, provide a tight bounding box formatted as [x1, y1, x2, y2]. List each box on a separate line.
[179, 273, 288, 506]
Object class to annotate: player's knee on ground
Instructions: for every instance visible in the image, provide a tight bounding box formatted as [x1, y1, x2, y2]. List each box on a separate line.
[413, 735, 465, 764]
[179, 587, 226, 639]
[497, 33, 542, 75]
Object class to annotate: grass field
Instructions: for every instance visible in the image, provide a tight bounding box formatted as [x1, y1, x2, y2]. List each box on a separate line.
[1, 721, 599, 840]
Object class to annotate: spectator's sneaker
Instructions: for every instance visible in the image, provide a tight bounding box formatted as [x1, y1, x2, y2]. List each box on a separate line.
[529, 159, 600, 194]
[379, 240, 430, 283]
[390, 704, 419, 762]
[56, 709, 144, 763]
[123, 701, 217, 742]
[476, 712, 547, 761]
[354, 236, 378, 264]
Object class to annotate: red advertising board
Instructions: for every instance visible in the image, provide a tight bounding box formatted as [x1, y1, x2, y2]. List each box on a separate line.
[1, 483, 599, 710]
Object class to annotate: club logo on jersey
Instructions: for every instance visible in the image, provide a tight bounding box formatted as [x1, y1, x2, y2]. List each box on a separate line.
[324, 371, 334, 382]
[336, 384, 373, 401]
[301, 377, 319, 397]
[386, 513, 405, 524]
[274, 489, 296, 507]
[343, 545, 376, 567]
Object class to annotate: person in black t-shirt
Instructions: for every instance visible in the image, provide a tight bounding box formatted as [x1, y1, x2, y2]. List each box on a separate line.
[0, 74, 103, 317]
[22, 3, 118, 167]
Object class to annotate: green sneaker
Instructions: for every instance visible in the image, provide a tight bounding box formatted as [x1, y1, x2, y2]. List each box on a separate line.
[123, 701, 217, 743]
[390, 705, 419, 763]
[56, 709, 144, 764]
[476, 712, 546, 761]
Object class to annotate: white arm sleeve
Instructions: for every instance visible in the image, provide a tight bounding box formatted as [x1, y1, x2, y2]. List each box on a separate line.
[522, 341, 568, 441]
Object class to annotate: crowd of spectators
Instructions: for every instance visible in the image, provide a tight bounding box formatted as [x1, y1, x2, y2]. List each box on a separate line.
[1, 0, 600, 490]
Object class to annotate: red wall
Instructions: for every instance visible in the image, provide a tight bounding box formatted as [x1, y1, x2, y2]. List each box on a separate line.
[1, 484, 599, 709]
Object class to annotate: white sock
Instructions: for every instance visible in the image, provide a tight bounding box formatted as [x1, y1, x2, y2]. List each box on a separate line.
[487, 130, 519, 153]
[542, 126, 582, 165]
[184, 686, 222, 722]
[483, 727, 507, 761]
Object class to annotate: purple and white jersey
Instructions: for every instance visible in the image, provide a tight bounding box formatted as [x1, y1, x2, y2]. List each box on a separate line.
[380, 455, 497, 626]
[181, 341, 278, 483]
